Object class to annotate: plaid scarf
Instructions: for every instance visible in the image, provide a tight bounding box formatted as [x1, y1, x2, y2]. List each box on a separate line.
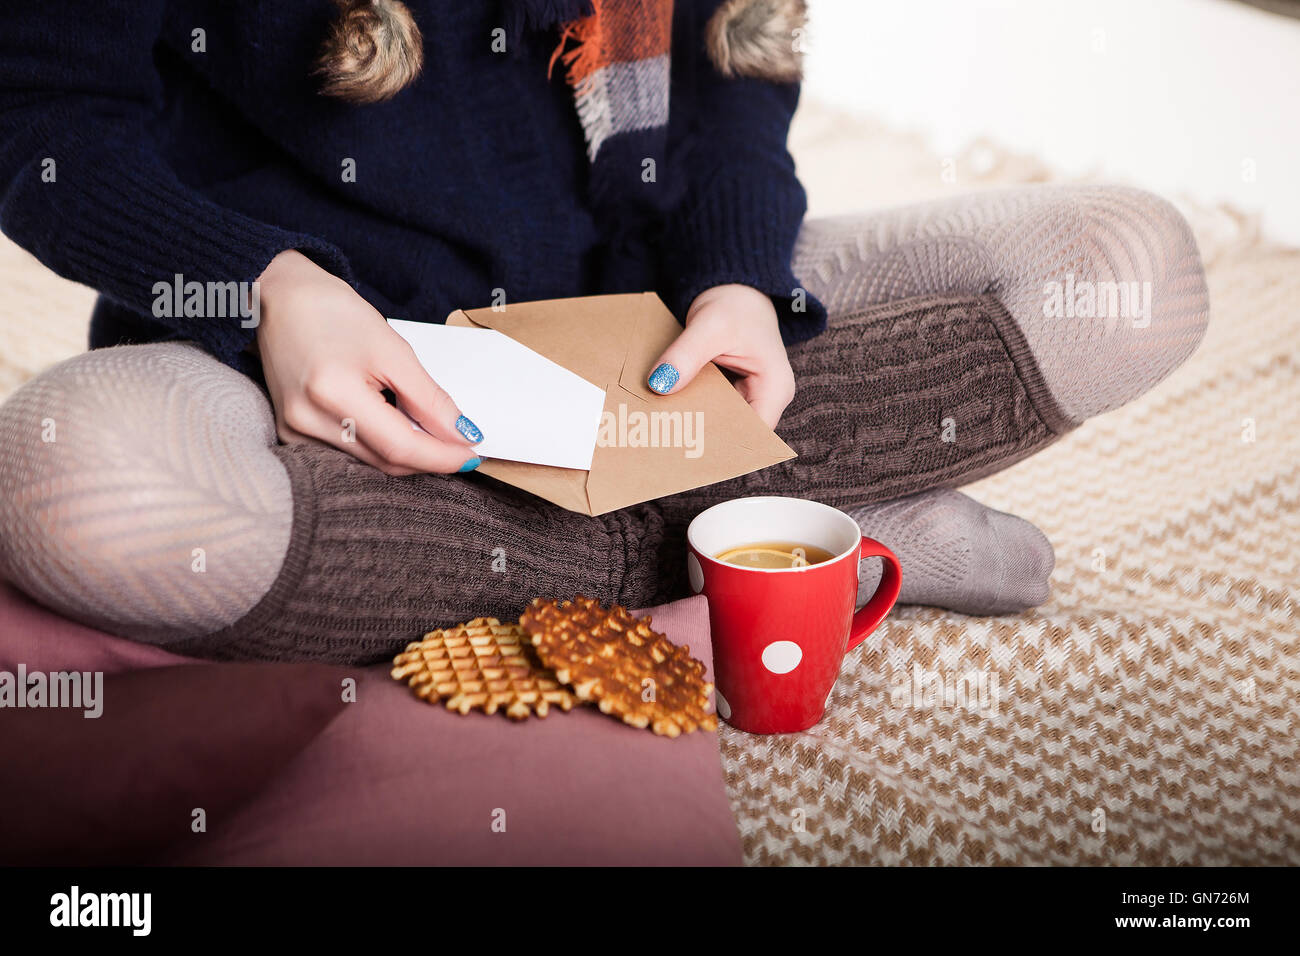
[508, 0, 674, 212]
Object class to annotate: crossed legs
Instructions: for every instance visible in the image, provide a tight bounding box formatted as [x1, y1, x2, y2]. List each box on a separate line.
[0, 185, 1208, 662]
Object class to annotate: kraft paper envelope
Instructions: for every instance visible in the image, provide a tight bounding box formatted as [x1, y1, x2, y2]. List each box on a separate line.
[446, 292, 796, 516]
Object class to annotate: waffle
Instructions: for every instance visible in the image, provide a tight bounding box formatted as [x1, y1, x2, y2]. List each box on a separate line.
[520, 596, 718, 737]
[391, 617, 577, 719]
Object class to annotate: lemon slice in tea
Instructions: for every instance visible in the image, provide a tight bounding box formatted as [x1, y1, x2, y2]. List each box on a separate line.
[715, 545, 810, 569]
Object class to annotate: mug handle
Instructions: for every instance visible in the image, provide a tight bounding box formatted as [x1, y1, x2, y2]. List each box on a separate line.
[847, 537, 903, 651]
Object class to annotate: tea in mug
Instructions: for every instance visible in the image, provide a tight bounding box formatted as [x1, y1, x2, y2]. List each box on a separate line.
[714, 541, 836, 569]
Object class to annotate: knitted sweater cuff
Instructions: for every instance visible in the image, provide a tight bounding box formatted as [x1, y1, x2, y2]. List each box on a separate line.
[661, 167, 827, 345]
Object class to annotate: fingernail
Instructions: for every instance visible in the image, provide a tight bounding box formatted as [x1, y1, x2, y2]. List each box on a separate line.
[457, 456, 482, 473]
[455, 415, 484, 443]
[647, 363, 679, 394]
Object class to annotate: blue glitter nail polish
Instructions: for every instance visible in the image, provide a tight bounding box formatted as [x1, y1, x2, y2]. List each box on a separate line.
[458, 457, 482, 473]
[455, 415, 484, 443]
[647, 363, 679, 394]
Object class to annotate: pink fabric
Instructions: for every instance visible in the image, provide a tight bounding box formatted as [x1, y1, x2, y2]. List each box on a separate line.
[0, 583, 186, 673]
[0, 583, 741, 866]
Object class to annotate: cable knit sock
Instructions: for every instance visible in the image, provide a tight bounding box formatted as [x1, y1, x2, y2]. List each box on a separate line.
[850, 489, 1054, 615]
[0, 186, 1210, 660]
[657, 290, 1072, 518]
[179, 441, 674, 664]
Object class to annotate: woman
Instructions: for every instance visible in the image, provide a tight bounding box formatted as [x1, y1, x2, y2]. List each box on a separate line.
[0, 0, 1209, 662]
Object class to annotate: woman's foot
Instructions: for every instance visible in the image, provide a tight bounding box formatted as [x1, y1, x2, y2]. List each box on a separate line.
[851, 489, 1054, 615]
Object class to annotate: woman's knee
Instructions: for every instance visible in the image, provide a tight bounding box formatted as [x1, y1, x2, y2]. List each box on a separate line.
[1014, 184, 1208, 331]
[996, 184, 1210, 422]
[796, 183, 1210, 426]
[0, 343, 288, 636]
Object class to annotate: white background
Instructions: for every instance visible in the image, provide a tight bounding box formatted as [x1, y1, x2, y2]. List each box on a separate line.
[802, 0, 1300, 244]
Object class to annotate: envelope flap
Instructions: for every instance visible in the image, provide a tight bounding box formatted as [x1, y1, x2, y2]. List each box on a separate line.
[613, 295, 684, 396]
[584, 384, 795, 516]
[450, 294, 648, 390]
[611, 296, 795, 461]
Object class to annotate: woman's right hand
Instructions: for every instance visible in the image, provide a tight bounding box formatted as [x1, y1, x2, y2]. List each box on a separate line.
[254, 250, 483, 476]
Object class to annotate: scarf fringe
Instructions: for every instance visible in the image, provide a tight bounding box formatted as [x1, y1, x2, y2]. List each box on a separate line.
[548, 11, 604, 86]
[572, 72, 612, 161]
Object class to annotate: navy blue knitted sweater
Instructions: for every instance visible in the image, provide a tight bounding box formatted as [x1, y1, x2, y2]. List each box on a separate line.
[0, 1, 826, 376]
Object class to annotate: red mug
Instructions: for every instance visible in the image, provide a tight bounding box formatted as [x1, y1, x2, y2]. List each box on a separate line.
[686, 496, 902, 734]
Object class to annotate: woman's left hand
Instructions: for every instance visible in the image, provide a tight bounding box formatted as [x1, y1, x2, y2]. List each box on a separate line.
[646, 284, 795, 429]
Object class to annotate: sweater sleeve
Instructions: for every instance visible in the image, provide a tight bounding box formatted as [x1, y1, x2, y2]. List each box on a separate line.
[0, 2, 351, 366]
[661, 0, 827, 345]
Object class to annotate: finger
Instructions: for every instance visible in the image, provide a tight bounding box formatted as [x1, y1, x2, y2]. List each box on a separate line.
[327, 381, 483, 474]
[381, 339, 484, 446]
[277, 402, 420, 476]
[646, 318, 726, 395]
[293, 377, 481, 475]
[734, 372, 795, 430]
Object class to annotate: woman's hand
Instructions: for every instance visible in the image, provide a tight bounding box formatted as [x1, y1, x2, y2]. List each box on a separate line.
[254, 250, 483, 476]
[645, 284, 795, 429]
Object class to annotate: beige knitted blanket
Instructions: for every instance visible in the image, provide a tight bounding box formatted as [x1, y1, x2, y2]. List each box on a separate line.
[1, 103, 1296, 865]
[719, 107, 1300, 865]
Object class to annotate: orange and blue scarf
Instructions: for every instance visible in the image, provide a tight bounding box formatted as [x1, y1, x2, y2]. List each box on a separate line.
[508, 0, 674, 212]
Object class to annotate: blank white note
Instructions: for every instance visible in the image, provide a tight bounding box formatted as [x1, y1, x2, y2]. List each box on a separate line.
[387, 319, 606, 471]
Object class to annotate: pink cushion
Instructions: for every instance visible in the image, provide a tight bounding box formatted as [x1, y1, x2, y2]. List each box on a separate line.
[0, 661, 350, 865]
[0, 584, 741, 866]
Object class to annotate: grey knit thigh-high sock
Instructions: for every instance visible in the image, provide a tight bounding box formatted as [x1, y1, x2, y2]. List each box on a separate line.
[850, 489, 1055, 616]
[721, 183, 1212, 509]
[0, 343, 292, 646]
[659, 185, 1209, 612]
[791, 183, 1210, 427]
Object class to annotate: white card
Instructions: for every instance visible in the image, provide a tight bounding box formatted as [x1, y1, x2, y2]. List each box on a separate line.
[387, 319, 606, 471]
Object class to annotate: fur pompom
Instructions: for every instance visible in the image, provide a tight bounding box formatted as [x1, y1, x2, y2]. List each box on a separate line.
[317, 0, 424, 104]
[705, 0, 807, 84]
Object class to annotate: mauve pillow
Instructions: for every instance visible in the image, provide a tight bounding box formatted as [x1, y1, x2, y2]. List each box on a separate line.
[0, 583, 184, 674]
[0, 661, 351, 865]
[0, 584, 742, 866]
